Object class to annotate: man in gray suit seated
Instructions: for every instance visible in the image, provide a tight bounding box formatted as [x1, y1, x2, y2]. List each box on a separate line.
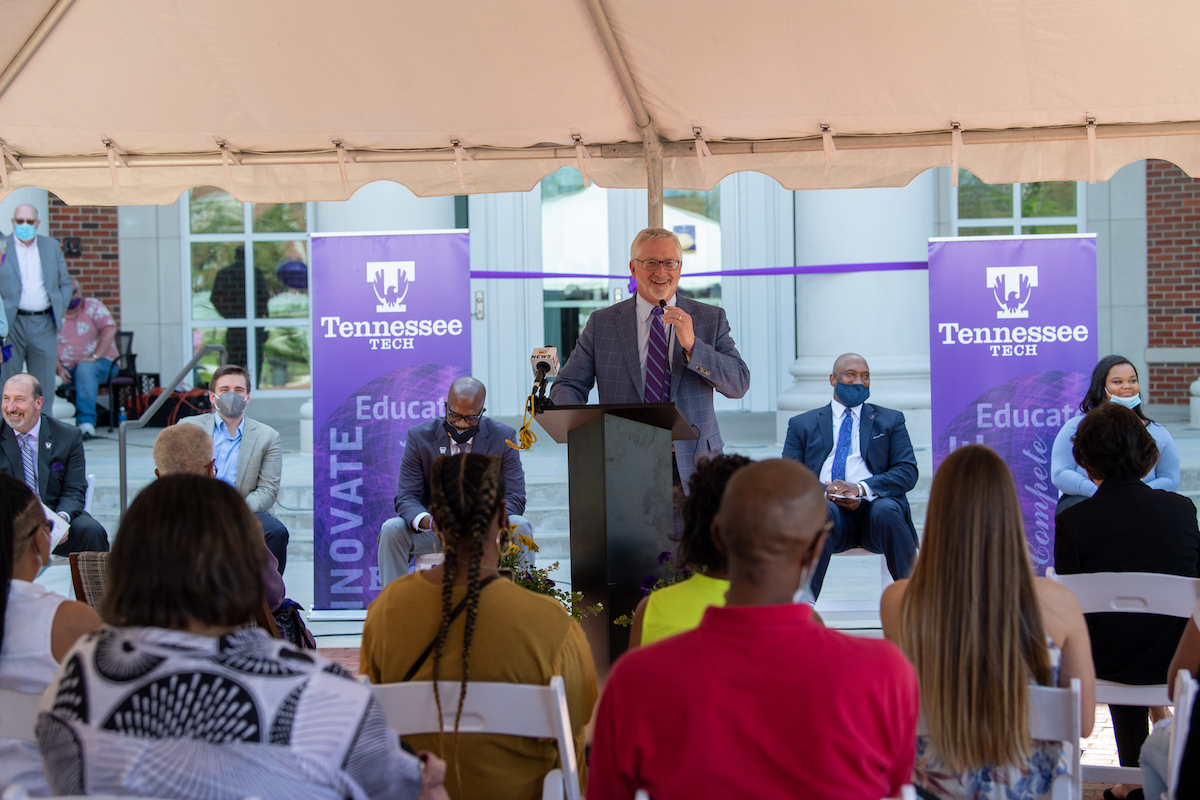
[180, 363, 289, 574]
[0, 203, 73, 416]
[549, 227, 750, 492]
[377, 376, 531, 586]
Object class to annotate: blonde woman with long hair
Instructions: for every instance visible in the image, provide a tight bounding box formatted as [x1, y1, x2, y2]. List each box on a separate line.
[881, 445, 1095, 800]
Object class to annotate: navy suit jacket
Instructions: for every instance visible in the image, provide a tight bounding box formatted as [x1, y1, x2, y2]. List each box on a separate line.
[0, 415, 88, 520]
[782, 402, 919, 534]
[547, 295, 750, 489]
[393, 416, 527, 522]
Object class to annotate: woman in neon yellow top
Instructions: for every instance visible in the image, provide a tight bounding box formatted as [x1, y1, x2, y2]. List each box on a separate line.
[629, 454, 752, 647]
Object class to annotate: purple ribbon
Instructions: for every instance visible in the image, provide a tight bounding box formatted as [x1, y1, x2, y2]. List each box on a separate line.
[470, 261, 928, 296]
[469, 260, 926, 281]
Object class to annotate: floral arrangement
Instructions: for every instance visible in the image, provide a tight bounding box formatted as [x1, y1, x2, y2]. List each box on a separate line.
[498, 529, 603, 622]
[612, 551, 699, 627]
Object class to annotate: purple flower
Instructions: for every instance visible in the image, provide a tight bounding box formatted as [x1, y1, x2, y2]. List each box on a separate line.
[640, 573, 657, 596]
[545, 580, 555, 588]
[657, 551, 672, 565]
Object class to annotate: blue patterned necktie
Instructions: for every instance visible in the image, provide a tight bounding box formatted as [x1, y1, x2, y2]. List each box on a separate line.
[19, 432, 36, 492]
[831, 409, 854, 482]
[644, 306, 670, 402]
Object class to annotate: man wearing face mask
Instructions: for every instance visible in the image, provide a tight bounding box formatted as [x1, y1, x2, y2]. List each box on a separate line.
[781, 353, 919, 600]
[377, 376, 530, 587]
[56, 280, 119, 440]
[180, 363, 289, 573]
[0, 204, 74, 416]
[587, 459, 919, 800]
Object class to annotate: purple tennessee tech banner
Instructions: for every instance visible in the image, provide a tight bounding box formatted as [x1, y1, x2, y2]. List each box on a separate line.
[928, 235, 1097, 574]
[310, 231, 470, 610]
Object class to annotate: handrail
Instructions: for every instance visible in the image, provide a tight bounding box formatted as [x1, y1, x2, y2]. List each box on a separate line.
[118, 345, 226, 518]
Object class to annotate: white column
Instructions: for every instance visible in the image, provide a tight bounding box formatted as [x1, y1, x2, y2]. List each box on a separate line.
[777, 171, 936, 447]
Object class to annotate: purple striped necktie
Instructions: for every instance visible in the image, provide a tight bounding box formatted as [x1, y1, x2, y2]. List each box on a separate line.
[644, 306, 670, 402]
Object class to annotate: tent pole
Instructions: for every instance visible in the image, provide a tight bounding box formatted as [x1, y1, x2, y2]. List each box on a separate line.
[582, 0, 664, 227]
[644, 127, 663, 227]
[0, 0, 76, 102]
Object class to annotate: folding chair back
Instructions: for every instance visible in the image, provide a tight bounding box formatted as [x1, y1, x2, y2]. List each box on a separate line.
[917, 679, 1081, 800]
[371, 676, 580, 800]
[0, 687, 41, 741]
[69, 551, 109, 612]
[1168, 670, 1200, 800]
[1047, 568, 1200, 783]
[84, 473, 95, 515]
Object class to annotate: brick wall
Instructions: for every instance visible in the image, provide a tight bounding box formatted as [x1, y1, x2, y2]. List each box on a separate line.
[1147, 160, 1200, 402]
[46, 195, 119, 326]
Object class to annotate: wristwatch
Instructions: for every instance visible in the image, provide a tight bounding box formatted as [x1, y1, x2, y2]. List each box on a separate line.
[857, 482, 868, 498]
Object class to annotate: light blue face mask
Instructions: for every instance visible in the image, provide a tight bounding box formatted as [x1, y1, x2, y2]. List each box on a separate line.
[13, 223, 35, 241]
[1108, 392, 1142, 410]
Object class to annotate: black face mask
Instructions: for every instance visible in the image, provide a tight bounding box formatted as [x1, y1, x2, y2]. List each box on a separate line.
[443, 418, 480, 445]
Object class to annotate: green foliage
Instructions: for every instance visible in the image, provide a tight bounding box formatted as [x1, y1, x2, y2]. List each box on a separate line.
[499, 532, 603, 622]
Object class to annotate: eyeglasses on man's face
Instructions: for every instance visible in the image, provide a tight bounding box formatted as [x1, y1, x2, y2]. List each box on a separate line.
[634, 259, 682, 272]
[12, 218, 36, 226]
[446, 409, 484, 425]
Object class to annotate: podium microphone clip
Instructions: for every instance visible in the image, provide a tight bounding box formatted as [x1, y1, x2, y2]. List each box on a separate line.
[507, 346, 560, 451]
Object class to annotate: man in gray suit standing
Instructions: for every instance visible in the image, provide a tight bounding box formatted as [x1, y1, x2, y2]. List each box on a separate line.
[377, 376, 530, 586]
[180, 363, 289, 573]
[0, 203, 73, 415]
[549, 227, 750, 492]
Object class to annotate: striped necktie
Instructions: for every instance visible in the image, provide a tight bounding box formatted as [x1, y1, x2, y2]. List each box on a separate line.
[19, 432, 37, 492]
[644, 306, 670, 403]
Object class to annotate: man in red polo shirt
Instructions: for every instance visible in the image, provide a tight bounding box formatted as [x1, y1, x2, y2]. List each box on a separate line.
[588, 458, 919, 800]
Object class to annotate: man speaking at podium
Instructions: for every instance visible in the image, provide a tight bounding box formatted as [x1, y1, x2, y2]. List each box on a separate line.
[549, 228, 749, 491]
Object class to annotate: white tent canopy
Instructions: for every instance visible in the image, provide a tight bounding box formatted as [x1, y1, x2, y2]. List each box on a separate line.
[2, 0, 1200, 206]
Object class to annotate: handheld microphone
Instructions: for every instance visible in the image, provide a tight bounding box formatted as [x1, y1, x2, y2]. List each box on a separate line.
[657, 300, 671, 403]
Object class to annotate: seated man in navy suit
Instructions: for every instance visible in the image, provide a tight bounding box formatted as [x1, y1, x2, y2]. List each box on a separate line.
[377, 376, 530, 586]
[782, 354, 918, 599]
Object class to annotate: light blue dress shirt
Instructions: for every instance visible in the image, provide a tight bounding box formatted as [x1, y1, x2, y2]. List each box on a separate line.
[1050, 412, 1181, 497]
[212, 415, 244, 489]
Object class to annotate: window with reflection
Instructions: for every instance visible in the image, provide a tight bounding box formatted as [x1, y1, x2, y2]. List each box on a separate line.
[185, 188, 311, 392]
[665, 187, 721, 304]
[541, 168, 610, 363]
[953, 170, 1082, 236]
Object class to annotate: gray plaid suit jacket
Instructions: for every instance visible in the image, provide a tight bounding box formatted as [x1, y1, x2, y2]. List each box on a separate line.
[548, 295, 749, 490]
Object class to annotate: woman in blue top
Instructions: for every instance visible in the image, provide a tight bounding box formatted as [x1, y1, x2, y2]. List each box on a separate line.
[1051, 355, 1180, 514]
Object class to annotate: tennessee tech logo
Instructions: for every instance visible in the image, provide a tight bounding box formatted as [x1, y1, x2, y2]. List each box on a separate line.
[986, 266, 1038, 319]
[368, 261, 414, 313]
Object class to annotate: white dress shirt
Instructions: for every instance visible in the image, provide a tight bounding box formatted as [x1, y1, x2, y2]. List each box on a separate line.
[411, 435, 472, 532]
[13, 238, 50, 312]
[818, 398, 878, 501]
[635, 292, 677, 387]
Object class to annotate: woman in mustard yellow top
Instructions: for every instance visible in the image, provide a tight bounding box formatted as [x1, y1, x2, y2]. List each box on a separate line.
[361, 453, 597, 800]
[629, 454, 751, 647]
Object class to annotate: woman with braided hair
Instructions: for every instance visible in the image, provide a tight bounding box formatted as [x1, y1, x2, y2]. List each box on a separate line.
[0, 471, 100, 794]
[363, 452, 598, 800]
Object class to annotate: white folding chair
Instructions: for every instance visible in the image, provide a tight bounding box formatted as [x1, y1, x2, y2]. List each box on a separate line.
[371, 676, 580, 800]
[812, 547, 896, 629]
[1166, 670, 1199, 800]
[83, 473, 96, 515]
[918, 679, 1082, 800]
[0, 688, 40, 741]
[1046, 568, 1200, 784]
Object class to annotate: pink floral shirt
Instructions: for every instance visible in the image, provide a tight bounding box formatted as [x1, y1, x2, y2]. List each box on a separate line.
[57, 297, 118, 368]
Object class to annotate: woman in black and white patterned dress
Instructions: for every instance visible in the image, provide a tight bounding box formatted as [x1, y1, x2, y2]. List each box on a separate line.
[37, 474, 445, 800]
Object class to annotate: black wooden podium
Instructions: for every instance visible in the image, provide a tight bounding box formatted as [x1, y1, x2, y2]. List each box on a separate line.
[534, 403, 698, 665]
